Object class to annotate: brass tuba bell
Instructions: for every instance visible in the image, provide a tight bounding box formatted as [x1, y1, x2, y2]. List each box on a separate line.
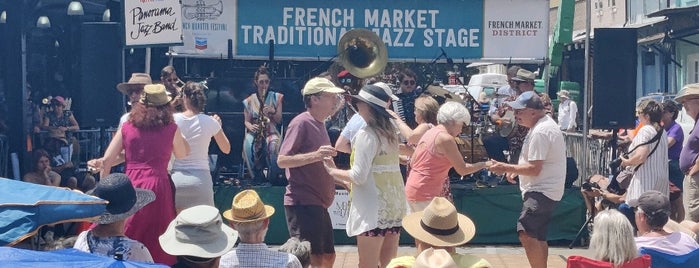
[338, 29, 388, 78]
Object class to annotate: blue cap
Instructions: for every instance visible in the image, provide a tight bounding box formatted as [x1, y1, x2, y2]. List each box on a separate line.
[506, 91, 544, 110]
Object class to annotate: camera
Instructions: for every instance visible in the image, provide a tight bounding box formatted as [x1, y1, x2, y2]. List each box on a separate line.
[582, 181, 601, 191]
[608, 157, 622, 170]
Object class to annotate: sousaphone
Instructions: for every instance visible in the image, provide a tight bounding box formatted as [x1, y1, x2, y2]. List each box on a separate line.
[338, 29, 388, 79]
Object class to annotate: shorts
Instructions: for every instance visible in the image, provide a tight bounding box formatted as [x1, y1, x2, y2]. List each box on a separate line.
[285, 205, 335, 255]
[517, 191, 558, 241]
[359, 227, 401, 237]
[669, 159, 684, 191]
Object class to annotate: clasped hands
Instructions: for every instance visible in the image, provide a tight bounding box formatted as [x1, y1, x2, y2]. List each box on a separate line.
[486, 160, 519, 184]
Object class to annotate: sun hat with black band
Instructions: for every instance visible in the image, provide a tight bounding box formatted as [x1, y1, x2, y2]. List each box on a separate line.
[351, 84, 392, 118]
[402, 197, 476, 247]
[88, 173, 155, 225]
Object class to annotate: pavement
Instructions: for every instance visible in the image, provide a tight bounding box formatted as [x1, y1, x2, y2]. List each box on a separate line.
[331, 245, 594, 268]
[17, 234, 594, 267]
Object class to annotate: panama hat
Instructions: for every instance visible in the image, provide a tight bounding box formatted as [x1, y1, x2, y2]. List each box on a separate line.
[223, 190, 275, 223]
[351, 84, 392, 118]
[139, 84, 172, 106]
[676, 83, 699, 103]
[116, 73, 152, 95]
[159, 205, 238, 258]
[510, 69, 535, 83]
[402, 197, 476, 247]
[413, 248, 457, 268]
[88, 173, 155, 224]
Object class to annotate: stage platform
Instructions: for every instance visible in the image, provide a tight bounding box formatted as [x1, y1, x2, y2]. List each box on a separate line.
[213, 184, 586, 245]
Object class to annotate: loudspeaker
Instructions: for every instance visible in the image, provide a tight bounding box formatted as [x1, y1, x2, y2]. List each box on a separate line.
[591, 28, 637, 129]
[78, 22, 124, 128]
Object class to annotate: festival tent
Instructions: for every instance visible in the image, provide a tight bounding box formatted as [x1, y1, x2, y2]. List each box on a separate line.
[0, 178, 107, 246]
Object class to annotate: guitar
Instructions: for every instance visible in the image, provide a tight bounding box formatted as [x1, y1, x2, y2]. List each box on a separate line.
[496, 110, 516, 137]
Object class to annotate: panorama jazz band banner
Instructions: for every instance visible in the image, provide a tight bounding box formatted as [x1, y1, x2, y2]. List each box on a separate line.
[172, 0, 549, 61]
[123, 0, 184, 47]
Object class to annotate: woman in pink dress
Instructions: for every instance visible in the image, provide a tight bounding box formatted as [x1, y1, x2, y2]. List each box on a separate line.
[97, 84, 189, 265]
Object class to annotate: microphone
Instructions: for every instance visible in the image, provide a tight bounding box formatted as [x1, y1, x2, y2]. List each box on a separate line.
[268, 39, 275, 62]
[441, 48, 454, 65]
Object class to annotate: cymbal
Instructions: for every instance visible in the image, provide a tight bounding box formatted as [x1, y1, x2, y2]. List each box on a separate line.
[426, 85, 458, 103]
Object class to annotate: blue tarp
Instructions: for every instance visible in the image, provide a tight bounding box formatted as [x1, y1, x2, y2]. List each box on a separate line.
[0, 248, 168, 267]
[0, 178, 107, 246]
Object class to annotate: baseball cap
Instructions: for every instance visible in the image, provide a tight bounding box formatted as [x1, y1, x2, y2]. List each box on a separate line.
[505, 91, 544, 110]
[302, 77, 345, 96]
[632, 190, 670, 219]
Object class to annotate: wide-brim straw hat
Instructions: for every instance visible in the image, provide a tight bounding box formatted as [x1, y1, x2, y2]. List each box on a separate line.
[676, 83, 699, 103]
[351, 84, 392, 118]
[159, 205, 238, 258]
[88, 173, 155, 224]
[223, 190, 275, 223]
[402, 197, 476, 247]
[116, 73, 152, 94]
[139, 84, 172, 106]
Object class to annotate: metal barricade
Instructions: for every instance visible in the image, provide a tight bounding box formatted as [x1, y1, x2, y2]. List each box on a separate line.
[73, 129, 102, 168]
[563, 132, 613, 184]
[0, 135, 8, 177]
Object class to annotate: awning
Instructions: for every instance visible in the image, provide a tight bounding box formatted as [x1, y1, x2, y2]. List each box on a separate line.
[638, 32, 665, 44]
[648, 5, 699, 17]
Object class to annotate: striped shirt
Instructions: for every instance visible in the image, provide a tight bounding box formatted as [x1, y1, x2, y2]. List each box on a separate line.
[219, 243, 302, 268]
[625, 125, 669, 205]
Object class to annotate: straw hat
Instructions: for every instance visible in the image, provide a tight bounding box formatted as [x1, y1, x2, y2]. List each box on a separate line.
[222, 190, 275, 223]
[116, 73, 152, 94]
[139, 84, 172, 106]
[88, 173, 155, 224]
[413, 248, 457, 268]
[159, 205, 238, 258]
[402, 197, 476, 247]
[676, 83, 699, 103]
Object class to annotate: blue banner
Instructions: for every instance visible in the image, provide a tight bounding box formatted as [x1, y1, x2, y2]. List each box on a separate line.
[236, 0, 485, 61]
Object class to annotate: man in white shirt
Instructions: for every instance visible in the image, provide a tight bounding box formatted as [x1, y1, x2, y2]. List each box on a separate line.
[556, 90, 578, 132]
[634, 190, 699, 255]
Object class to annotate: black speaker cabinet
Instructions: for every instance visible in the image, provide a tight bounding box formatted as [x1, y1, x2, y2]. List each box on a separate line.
[78, 22, 124, 128]
[591, 28, 638, 129]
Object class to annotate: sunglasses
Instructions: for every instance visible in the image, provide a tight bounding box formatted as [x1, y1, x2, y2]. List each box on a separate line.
[257, 79, 270, 85]
[339, 77, 353, 85]
[402, 80, 416, 86]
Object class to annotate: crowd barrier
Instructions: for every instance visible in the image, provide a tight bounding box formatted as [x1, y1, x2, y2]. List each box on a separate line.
[563, 132, 613, 184]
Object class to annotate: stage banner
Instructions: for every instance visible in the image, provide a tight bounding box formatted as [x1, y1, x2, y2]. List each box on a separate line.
[171, 0, 236, 57]
[328, 189, 350, 230]
[172, 0, 548, 61]
[123, 0, 184, 47]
